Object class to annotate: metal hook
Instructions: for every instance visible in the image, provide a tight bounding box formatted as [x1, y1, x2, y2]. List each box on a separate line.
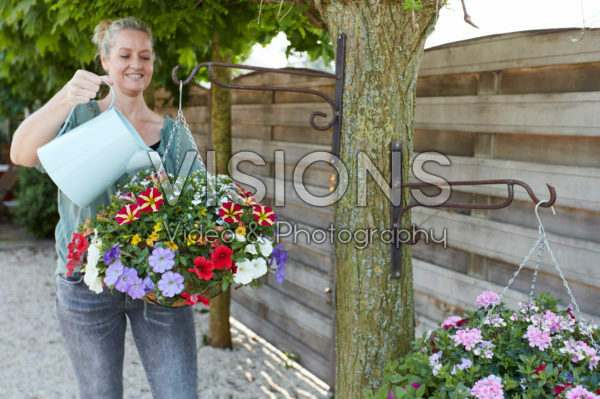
[534, 200, 556, 237]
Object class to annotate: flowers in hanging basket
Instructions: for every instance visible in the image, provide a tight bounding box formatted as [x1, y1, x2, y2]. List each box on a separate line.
[70, 167, 287, 307]
[367, 292, 600, 399]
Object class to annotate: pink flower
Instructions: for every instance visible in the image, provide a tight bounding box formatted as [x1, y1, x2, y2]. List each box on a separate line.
[476, 290, 500, 309]
[442, 316, 463, 329]
[560, 339, 600, 370]
[452, 328, 483, 351]
[471, 375, 504, 399]
[523, 326, 552, 351]
[565, 385, 600, 399]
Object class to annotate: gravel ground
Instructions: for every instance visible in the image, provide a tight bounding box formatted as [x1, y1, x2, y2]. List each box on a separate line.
[0, 223, 332, 399]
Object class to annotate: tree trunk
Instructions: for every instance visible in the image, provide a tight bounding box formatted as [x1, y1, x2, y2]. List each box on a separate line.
[208, 33, 233, 349]
[312, 1, 439, 395]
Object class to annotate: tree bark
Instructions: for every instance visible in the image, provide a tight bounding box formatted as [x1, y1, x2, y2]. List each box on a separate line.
[208, 33, 233, 349]
[311, 0, 439, 395]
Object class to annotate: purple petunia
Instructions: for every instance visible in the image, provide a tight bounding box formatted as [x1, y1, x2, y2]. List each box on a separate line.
[271, 244, 287, 285]
[157, 271, 184, 297]
[127, 276, 146, 299]
[103, 259, 124, 286]
[143, 276, 155, 294]
[148, 247, 175, 273]
[115, 267, 138, 292]
[103, 244, 120, 266]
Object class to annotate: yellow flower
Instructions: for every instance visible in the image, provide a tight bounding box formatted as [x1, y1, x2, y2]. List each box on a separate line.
[235, 226, 246, 236]
[146, 231, 160, 247]
[131, 234, 141, 245]
[199, 208, 207, 216]
[186, 234, 197, 247]
[154, 222, 163, 233]
[165, 241, 178, 251]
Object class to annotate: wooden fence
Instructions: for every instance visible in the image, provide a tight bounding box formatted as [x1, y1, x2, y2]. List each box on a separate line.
[157, 28, 600, 388]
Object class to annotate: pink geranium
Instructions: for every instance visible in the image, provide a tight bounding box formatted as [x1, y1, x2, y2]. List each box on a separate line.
[523, 326, 552, 351]
[471, 375, 504, 399]
[452, 328, 483, 351]
[476, 290, 500, 309]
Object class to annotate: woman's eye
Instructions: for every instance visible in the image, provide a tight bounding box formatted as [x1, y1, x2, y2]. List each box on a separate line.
[120, 55, 129, 59]
[141, 56, 150, 61]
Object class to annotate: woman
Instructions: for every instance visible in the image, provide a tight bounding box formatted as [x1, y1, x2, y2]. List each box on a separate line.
[10, 17, 201, 399]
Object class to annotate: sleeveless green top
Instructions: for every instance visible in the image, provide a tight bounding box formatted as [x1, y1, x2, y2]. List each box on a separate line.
[37, 100, 204, 275]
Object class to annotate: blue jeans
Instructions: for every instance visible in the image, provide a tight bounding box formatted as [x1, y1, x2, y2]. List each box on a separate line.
[55, 272, 198, 399]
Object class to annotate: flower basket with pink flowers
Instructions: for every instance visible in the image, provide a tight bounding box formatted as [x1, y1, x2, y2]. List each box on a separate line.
[367, 206, 599, 399]
[66, 167, 287, 307]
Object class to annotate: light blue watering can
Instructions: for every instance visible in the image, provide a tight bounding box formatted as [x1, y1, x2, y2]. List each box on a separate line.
[37, 83, 153, 208]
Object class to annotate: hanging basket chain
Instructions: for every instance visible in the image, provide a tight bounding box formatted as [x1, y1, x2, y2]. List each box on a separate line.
[161, 81, 200, 173]
[529, 239, 545, 300]
[543, 233, 599, 350]
[478, 236, 542, 329]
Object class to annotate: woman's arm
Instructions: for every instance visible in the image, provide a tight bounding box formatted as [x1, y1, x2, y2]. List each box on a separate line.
[10, 70, 109, 167]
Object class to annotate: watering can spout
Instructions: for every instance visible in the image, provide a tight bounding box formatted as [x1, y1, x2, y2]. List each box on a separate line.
[126, 149, 153, 173]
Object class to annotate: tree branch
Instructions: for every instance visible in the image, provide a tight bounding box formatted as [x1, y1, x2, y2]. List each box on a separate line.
[245, 0, 324, 30]
[191, 0, 203, 11]
[461, 0, 478, 29]
[296, 0, 324, 29]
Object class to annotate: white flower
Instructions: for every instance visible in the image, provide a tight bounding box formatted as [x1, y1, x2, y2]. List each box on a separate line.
[251, 257, 268, 279]
[191, 199, 202, 206]
[83, 234, 103, 294]
[257, 237, 273, 257]
[233, 257, 268, 285]
[233, 259, 255, 285]
[235, 234, 246, 242]
[245, 243, 258, 255]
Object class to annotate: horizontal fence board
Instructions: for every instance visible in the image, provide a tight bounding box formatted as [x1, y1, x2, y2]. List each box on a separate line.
[278, 238, 334, 275]
[413, 209, 600, 288]
[415, 92, 600, 136]
[233, 103, 333, 127]
[421, 29, 600, 76]
[231, 125, 272, 140]
[413, 258, 599, 324]
[232, 137, 331, 164]
[231, 283, 332, 347]
[272, 125, 332, 145]
[410, 154, 600, 212]
[499, 63, 600, 95]
[230, 301, 333, 386]
[493, 134, 600, 168]
[264, 262, 333, 313]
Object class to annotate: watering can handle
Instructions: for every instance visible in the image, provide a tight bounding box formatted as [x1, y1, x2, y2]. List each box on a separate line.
[56, 79, 115, 137]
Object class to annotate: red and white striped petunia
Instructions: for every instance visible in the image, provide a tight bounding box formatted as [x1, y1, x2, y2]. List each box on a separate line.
[115, 204, 141, 225]
[252, 205, 275, 226]
[218, 202, 243, 223]
[119, 192, 137, 203]
[137, 188, 164, 212]
[238, 188, 257, 205]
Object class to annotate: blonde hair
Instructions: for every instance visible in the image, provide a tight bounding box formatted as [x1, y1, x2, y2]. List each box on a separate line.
[92, 17, 153, 57]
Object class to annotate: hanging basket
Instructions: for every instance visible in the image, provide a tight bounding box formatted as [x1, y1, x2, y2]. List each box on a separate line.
[141, 285, 224, 308]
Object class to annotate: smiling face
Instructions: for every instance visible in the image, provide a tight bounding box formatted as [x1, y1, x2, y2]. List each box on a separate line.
[100, 29, 153, 96]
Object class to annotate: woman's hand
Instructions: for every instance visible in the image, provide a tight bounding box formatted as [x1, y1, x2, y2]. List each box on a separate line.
[64, 70, 113, 107]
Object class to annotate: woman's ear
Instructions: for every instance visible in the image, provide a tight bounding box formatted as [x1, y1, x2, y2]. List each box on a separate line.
[99, 50, 109, 73]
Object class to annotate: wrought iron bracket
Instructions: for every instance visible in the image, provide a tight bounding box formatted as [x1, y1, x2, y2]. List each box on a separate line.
[171, 34, 346, 158]
[389, 141, 557, 279]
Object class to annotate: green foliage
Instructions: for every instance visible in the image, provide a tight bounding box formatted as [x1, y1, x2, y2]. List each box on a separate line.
[13, 166, 59, 238]
[402, 0, 423, 12]
[0, 0, 332, 115]
[366, 293, 600, 398]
